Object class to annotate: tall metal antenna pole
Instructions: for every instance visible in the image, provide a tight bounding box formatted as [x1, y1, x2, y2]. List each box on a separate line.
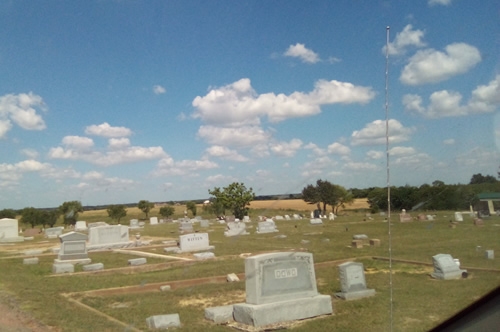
[385, 25, 393, 332]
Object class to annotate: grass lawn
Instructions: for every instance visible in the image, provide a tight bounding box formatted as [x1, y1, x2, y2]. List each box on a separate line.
[0, 209, 499, 331]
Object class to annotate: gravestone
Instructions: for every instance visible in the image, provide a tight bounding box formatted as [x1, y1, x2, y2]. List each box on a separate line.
[474, 218, 484, 227]
[256, 221, 278, 234]
[399, 213, 412, 222]
[243, 216, 251, 222]
[193, 252, 215, 260]
[293, 214, 302, 220]
[75, 221, 88, 232]
[52, 263, 74, 274]
[370, 239, 381, 247]
[200, 219, 210, 228]
[275, 216, 284, 220]
[225, 215, 236, 223]
[232, 252, 333, 326]
[128, 258, 147, 266]
[129, 219, 141, 229]
[87, 225, 132, 250]
[23, 257, 39, 265]
[427, 215, 434, 221]
[224, 222, 249, 237]
[178, 233, 214, 252]
[454, 212, 463, 222]
[353, 234, 368, 240]
[0, 218, 24, 242]
[310, 218, 323, 225]
[431, 254, 467, 280]
[485, 250, 494, 259]
[150, 217, 158, 225]
[335, 262, 375, 300]
[179, 221, 194, 233]
[54, 232, 91, 265]
[45, 226, 64, 239]
[83, 263, 104, 271]
[352, 240, 363, 249]
[146, 314, 181, 329]
[88, 221, 109, 228]
[329, 212, 335, 220]
[284, 215, 291, 220]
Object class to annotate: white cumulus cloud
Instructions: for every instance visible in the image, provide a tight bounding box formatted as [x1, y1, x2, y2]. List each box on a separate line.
[284, 43, 320, 63]
[85, 122, 132, 137]
[192, 78, 375, 127]
[327, 142, 351, 155]
[351, 119, 415, 146]
[153, 85, 166, 94]
[400, 43, 481, 85]
[0, 92, 46, 138]
[197, 125, 272, 148]
[270, 139, 303, 157]
[403, 75, 500, 118]
[429, 0, 452, 6]
[205, 145, 249, 162]
[383, 24, 426, 56]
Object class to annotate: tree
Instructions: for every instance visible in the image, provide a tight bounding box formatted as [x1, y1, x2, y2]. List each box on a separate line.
[302, 179, 350, 215]
[0, 209, 17, 219]
[107, 204, 127, 223]
[137, 200, 154, 219]
[159, 206, 175, 219]
[21, 207, 42, 228]
[59, 201, 83, 225]
[186, 201, 197, 216]
[208, 182, 256, 219]
[42, 210, 60, 228]
[470, 173, 498, 185]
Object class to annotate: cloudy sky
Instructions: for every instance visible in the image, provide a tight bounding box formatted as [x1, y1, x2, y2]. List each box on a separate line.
[1, 0, 499, 209]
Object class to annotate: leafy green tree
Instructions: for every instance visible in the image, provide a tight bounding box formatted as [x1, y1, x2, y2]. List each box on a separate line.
[185, 201, 197, 216]
[137, 200, 154, 219]
[470, 173, 498, 184]
[21, 207, 42, 228]
[208, 182, 256, 219]
[0, 209, 17, 219]
[42, 210, 60, 228]
[302, 179, 350, 215]
[59, 201, 83, 225]
[107, 204, 127, 223]
[159, 206, 175, 219]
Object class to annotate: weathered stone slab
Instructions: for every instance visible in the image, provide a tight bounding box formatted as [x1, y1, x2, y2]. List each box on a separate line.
[431, 254, 467, 280]
[128, 258, 147, 266]
[83, 263, 104, 271]
[370, 239, 381, 247]
[23, 257, 39, 265]
[352, 240, 363, 249]
[52, 263, 74, 274]
[193, 252, 215, 260]
[256, 221, 278, 234]
[0, 218, 24, 242]
[24, 249, 44, 256]
[205, 305, 235, 323]
[233, 295, 332, 327]
[353, 234, 368, 240]
[146, 314, 181, 329]
[485, 250, 494, 259]
[75, 221, 88, 232]
[310, 218, 323, 225]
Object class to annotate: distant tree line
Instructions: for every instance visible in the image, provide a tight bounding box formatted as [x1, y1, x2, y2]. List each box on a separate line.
[353, 174, 500, 213]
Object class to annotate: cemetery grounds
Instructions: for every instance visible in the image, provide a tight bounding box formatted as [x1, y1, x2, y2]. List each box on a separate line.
[0, 201, 499, 331]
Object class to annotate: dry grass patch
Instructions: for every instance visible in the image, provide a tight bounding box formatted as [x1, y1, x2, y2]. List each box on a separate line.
[248, 198, 369, 211]
[179, 290, 245, 308]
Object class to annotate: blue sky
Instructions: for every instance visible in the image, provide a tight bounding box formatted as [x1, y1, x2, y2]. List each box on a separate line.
[1, 0, 499, 209]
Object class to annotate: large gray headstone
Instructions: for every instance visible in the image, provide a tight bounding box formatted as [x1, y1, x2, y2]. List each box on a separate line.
[45, 226, 64, 238]
[335, 262, 375, 300]
[178, 233, 214, 252]
[231, 252, 333, 327]
[244, 252, 318, 305]
[431, 254, 467, 280]
[55, 232, 91, 264]
[88, 225, 129, 246]
[0, 218, 24, 242]
[224, 222, 249, 237]
[256, 221, 278, 234]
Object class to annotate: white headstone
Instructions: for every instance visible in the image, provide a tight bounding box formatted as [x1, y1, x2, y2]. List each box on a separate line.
[178, 233, 214, 252]
[75, 221, 88, 232]
[150, 217, 158, 225]
[454, 212, 463, 222]
[0, 218, 24, 242]
[88, 225, 130, 246]
[335, 262, 375, 300]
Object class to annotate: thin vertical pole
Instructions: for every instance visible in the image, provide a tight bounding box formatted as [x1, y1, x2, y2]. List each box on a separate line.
[385, 26, 393, 332]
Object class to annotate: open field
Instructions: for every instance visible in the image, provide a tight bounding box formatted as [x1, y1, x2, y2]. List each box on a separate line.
[0, 206, 499, 331]
[248, 198, 369, 212]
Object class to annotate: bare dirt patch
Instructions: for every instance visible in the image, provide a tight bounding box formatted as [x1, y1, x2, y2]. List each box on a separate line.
[178, 290, 246, 308]
[0, 292, 56, 332]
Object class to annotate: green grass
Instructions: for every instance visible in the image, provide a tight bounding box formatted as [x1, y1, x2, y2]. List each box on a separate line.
[0, 210, 499, 331]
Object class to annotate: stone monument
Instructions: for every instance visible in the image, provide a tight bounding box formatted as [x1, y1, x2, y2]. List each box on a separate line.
[335, 262, 375, 300]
